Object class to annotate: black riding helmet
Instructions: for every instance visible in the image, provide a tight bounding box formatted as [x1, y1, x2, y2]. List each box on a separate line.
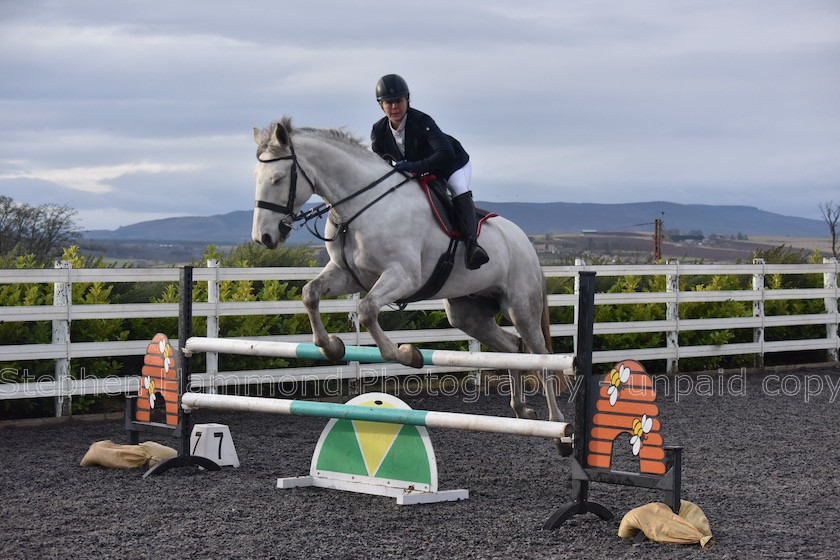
[375, 74, 410, 102]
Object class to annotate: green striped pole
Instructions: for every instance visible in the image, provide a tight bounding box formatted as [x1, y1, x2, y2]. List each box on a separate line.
[184, 337, 575, 372]
[180, 393, 572, 439]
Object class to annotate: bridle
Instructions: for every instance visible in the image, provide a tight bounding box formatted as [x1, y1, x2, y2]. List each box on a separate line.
[254, 139, 412, 242]
[255, 142, 312, 219]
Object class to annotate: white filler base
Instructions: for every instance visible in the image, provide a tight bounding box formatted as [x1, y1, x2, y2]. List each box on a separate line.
[277, 475, 469, 506]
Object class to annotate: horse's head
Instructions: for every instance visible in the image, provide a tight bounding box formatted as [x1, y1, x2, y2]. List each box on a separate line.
[251, 119, 314, 248]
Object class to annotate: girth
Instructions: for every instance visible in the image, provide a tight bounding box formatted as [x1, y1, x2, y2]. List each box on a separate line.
[337, 227, 461, 308]
[397, 238, 460, 305]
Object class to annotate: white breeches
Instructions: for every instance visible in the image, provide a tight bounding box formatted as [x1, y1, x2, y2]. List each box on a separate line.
[446, 161, 472, 197]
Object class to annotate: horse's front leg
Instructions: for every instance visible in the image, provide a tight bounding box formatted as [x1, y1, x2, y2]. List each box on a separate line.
[301, 263, 360, 361]
[357, 269, 424, 368]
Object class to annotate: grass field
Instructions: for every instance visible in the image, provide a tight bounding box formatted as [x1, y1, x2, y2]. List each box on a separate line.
[534, 232, 837, 263]
[750, 236, 836, 256]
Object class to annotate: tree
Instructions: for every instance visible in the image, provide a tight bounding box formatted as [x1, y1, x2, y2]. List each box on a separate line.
[0, 196, 81, 263]
[818, 200, 839, 259]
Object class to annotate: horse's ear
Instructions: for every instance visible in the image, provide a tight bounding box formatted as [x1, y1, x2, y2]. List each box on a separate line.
[252, 127, 265, 145]
[272, 122, 290, 148]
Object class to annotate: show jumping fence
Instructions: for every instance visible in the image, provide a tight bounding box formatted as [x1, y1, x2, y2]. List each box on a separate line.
[129, 270, 681, 526]
[1, 259, 838, 417]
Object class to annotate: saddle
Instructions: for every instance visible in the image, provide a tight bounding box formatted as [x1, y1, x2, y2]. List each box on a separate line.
[395, 176, 497, 305]
[417, 176, 497, 239]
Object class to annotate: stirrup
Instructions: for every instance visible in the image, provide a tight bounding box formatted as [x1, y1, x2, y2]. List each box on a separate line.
[466, 243, 489, 270]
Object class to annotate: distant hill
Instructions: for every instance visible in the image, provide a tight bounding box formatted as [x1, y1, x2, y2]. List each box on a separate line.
[83, 201, 828, 244]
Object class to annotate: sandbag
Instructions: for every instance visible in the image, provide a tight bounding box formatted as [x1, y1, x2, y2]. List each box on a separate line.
[80, 440, 176, 469]
[618, 500, 714, 548]
[138, 440, 178, 467]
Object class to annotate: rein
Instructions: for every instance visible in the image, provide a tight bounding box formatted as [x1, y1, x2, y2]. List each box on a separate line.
[300, 169, 411, 242]
[255, 141, 412, 242]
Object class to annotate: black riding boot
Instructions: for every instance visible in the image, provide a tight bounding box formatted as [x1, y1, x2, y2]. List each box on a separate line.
[452, 191, 489, 270]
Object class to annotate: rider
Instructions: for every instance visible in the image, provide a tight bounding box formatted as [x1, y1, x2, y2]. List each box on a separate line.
[370, 74, 489, 270]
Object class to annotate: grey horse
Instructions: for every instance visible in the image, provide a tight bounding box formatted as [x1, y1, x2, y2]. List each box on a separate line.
[252, 118, 570, 450]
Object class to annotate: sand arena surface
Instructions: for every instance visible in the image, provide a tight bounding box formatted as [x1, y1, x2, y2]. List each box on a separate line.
[2, 368, 838, 559]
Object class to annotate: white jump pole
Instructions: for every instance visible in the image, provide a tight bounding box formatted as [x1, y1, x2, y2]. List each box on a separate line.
[184, 337, 575, 372]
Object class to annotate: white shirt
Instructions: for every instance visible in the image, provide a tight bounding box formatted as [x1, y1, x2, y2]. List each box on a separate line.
[389, 116, 407, 157]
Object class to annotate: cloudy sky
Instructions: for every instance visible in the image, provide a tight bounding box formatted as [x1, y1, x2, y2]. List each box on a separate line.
[1, 0, 838, 231]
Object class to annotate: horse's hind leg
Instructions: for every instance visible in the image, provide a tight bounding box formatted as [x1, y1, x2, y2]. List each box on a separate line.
[503, 292, 566, 425]
[445, 296, 537, 419]
[503, 288, 574, 456]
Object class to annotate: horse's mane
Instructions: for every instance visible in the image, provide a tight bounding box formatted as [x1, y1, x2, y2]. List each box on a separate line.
[257, 116, 374, 159]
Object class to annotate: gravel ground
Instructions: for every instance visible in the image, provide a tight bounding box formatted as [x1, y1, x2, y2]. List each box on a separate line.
[2, 367, 839, 559]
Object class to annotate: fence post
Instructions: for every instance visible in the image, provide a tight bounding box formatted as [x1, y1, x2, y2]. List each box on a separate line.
[205, 259, 220, 394]
[573, 258, 586, 354]
[53, 260, 72, 417]
[824, 258, 839, 362]
[752, 258, 766, 368]
[666, 260, 680, 373]
[468, 338, 481, 388]
[348, 292, 360, 396]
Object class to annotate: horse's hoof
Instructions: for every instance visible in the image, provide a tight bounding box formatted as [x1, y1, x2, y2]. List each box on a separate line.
[522, 407, 537, 420]
[556, 438, 573, 457]
[321, 337, 346, 362]
[398, 344, 424, 368]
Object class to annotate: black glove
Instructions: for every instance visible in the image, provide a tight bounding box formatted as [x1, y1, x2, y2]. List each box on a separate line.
[393, 160, 416, 174]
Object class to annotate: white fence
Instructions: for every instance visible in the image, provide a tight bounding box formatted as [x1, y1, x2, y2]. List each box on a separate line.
[1, 259, 838, 416]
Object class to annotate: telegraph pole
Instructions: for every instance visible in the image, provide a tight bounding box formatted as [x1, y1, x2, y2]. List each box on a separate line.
[653, 218, 662, 261]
